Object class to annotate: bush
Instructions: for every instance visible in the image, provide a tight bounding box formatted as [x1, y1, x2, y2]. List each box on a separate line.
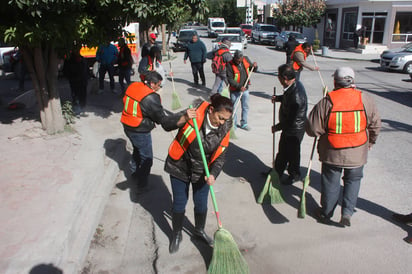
[312, 39, 320, 51]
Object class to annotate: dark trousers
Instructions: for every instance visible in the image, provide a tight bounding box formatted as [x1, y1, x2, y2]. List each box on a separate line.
[353, 34, 359, 49]
[69, 81, 87, 108]
[191, 62, 205, 84]
[124, 129, 153, 188]
[275, 132, 304, 179]
[170, 175, 210, 214]
[320, 163, 364, 218]
[118, 67, 131, 93]
[99, 63, 115, 90]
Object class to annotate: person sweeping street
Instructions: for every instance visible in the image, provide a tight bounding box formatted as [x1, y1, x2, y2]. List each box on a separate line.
[164, 93, 233, 254]
[306, 67, 381, 226]
[121, 71, 196, 194]
[291, 42, 319, 81]
[226, 50, 257, 131]
[272, 64, 308, 185]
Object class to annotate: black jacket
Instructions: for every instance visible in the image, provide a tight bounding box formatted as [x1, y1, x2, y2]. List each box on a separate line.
[123, 92, 184, 133]
[275, 81, 307, 136]
[164, 105, 232, 183]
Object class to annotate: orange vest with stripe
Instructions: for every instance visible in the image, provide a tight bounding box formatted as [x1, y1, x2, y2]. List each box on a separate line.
[291, 44, 307, 71]
[168, 101, 230, 165]
[327, 88, 368, 149]
[120, 82, 154, 127]
[229, 58, 250, 91]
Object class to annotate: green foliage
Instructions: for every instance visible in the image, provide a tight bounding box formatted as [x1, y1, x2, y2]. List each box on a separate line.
[313, 39, 320, 51]
[274, 0, 326, 28]
[62, 101, 76, 124]
[206, 0, 245, 26]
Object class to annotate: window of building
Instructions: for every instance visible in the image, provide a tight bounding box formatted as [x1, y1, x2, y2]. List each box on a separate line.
[361, 12, 387, 44]
[392, 12, 412, 43]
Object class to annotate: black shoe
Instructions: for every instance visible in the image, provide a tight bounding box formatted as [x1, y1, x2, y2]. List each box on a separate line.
[315, 208, 331, 225]
[169, 231, 182, 254]
[282, 175, 301, 185]
[193, 213, 214, 247]
[201, 82, 206, 86]
[392, 213, 412, 224]
[340, 215, 351, 227]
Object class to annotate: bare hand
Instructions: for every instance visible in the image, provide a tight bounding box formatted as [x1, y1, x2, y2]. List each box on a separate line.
[271, 95, 277, 103]
[314, 66, 320, 71]
[240, 87, 247, 92]
[205, 175, 216, 186]
[185, 108, 197, 120]
[253, 62, 257, 68]
[184, 60, 187, 64]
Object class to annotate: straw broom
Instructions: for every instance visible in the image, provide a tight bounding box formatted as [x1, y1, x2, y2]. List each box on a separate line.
[169, 62, 182, 110]
[257, 87, 284, 204]
[191, 114, 249, 274]
[297, 55, 328, 217]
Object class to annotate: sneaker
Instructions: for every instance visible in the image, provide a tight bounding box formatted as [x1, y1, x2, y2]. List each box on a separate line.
[315, 208, 331, 225]
[240, 124, 251, 131]
[282, 175, 301, 185]
[405, 236, 412, 244]
[340, 215, 351, 227]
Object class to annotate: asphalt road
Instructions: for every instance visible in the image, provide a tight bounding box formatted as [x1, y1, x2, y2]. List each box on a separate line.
[82, 31, 412, 273]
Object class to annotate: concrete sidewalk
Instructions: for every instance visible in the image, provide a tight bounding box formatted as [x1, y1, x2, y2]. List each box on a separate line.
[314, 47, 382, 61]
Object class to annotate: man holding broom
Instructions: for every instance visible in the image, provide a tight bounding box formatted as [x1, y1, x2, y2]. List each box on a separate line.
[227, 50, 257, 131]
[306, 67, 381, 226]
[121, 71, 196, 194]
[291, 42, 319, 81]
[272, 64, 308, 185]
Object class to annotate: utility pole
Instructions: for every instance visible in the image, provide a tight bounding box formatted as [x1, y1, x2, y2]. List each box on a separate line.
[246, 0, 254, 25]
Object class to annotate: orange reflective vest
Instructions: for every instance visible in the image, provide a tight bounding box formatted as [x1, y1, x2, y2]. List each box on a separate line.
[120, 82, 154, 127]
[229, 58, 250, 91]
[168, 101, 230, 165]
[327, 88, 368, 149]
[291, 44, 307, 71]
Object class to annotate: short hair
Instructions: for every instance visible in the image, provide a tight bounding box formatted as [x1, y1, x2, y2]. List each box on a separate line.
[149, 46, 161, 59]
[233, 50, 243, 59]
[210, 93, 233, 113]
[278, 64, 296, 80]
[145, 71, 163, 85]
[302, 42, 311, 49]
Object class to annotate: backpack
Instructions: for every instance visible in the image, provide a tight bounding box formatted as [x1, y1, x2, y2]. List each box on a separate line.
[211, 48, 228, 74]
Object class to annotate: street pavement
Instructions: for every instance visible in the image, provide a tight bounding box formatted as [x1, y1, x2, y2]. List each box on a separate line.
[0, 34, 411, 274]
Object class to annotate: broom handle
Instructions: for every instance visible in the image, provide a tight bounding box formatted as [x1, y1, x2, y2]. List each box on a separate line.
[310, 47, 325, 88]
[272, 87, 276, 167]
[191, 110, 223, 229]
[305, 86, 328, 178]
[169, 62, 176, 92]
[232, 68, 254, 118]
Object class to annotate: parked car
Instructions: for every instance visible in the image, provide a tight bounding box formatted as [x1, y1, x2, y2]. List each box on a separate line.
[274, 31, 307, 50]
[173, 29, 198, 52]
[225, 27, 247, 49]
[380, 42, 412, 74]
[251, 24, 279, 45]
[239, 24, 252, 38]
[212, 34, 243, 55]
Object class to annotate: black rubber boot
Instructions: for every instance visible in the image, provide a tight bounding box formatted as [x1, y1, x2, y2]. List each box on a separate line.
[169, 212, 184, 254]
[193, 212, 214, 247]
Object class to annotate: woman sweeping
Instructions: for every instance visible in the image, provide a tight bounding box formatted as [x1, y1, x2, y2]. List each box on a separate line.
[165, 93, 233, 254]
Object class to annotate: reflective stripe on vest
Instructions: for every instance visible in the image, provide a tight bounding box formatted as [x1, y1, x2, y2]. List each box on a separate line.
[168, 101, 229, 165]
[291, 44, 307, 71]
[327, 88, 368, 149]
[229, 58, 250, 91]
[120, 82, 154, 127]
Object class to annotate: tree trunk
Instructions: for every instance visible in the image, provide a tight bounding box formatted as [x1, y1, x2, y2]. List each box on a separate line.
[161, 24, 167, 56]
[23, 46, 65, 134]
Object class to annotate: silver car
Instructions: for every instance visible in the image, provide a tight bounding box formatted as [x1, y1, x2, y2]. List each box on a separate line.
[274, 31, 307, 50]
[380, 43, 412, 73]
[225, 27, 247, 49]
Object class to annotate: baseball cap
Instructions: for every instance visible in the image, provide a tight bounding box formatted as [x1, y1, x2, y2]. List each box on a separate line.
[333, 67, 355, 80]
[149, 33, 157, 39]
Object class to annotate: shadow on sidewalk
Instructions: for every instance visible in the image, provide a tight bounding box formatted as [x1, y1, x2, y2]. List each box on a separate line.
[104, 138, 213, 268]
[223, 142, 289, 224]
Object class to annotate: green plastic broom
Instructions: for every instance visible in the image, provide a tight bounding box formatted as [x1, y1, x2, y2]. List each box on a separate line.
[298, 85, 328, 218]
[191, 113, 249, 274]
[257, 87, 284, 204]
[169, 62, 182, 110]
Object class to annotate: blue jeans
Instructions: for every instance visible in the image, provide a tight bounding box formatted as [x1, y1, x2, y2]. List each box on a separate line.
[211, 74, 227, 94]
[230, 89, 250, 127]
[170, 175, 210, 214]
[124, 130, 153, 187]
[320, 163, 364, 218]
[118, 67, 131, 93]
[99, 63, 115, 90]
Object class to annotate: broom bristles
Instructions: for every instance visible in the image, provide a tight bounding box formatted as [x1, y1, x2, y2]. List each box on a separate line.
[229, 125, 237, 139]
[208, 228, 249, 274]
[298, 176, 310, 218]
[268, 170, 284, 204]
[257, 175, 271, 204]
[221, 86, 230, 98]
[171, 91, 182, 110]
